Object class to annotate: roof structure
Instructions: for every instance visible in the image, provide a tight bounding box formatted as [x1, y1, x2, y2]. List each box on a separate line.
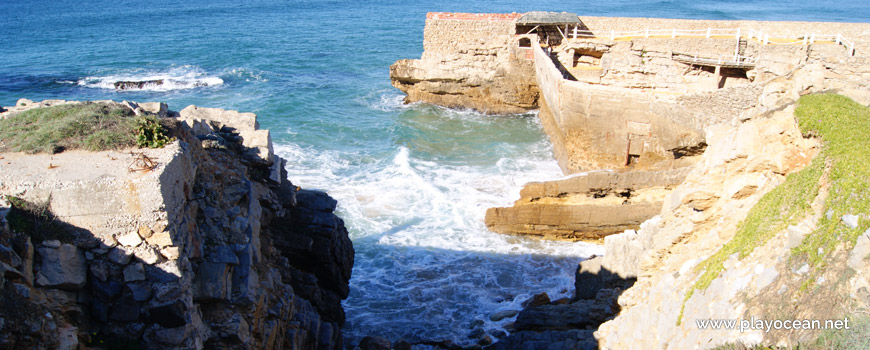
[517, 11, 581, 25]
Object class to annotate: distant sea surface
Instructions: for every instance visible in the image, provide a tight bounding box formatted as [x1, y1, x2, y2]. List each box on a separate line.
[2, 0, 867, 345]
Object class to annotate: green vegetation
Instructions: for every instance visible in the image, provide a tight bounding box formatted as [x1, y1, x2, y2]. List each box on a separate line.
[0, 102, 172, 154]
[678, 152, 824, 325]
[135, 115, 173, 148]
[5, 195, 74, 243]
[679, 93, 870, 325]
[792, 94, 870, 268]
[708, 314, 870, 350]
[811, 314, 870, 349]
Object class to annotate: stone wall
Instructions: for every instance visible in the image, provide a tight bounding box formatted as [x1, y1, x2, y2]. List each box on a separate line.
[577, 16, 870, 55]
[533, 42, 706, 173]
[0, 100, 353, 349]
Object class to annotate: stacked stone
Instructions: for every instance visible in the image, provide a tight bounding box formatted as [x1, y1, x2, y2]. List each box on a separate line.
[0, 100, 355, 350]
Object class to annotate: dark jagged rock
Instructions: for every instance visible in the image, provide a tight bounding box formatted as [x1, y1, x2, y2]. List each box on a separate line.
[114, 80, 164, 90]
[0, 100, 354, 349]
[521, 292, 550, 308]
[269, 188, 355, 324]
[514, 301, 612, 331]
[358, 336, 391, 350]
[488, 329, 597, 350]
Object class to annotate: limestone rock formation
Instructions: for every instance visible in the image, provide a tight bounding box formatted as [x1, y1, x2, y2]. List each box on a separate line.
[389, 13, 539, 114]
[0, 100, 354, 349]
[485, 168, 691, 241]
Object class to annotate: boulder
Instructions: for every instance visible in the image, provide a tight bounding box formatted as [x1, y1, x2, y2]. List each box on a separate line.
[842, 214, 860, 229]
[35, 244, 87, 290]
[522, 292, 550, 308]
[358, 336, 391, 350]
[128, 282, 153, 302]
[123, 263, 146, 282]
[194, 262, 231, 301]
[57, 325, 79, 350]
[138, 102, 169, 118]
[117, 231, 143, 247]
[514, 300, 612, 331]
[146, 231, 174, 247]
[489, 309, 519, 322]
[574, 257, 606, 300]
[107, 247, 133, 265]
[134, 247, 161, 264]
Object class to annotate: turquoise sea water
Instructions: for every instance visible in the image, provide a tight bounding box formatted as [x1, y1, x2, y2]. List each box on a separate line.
[2, 0, 867, 345]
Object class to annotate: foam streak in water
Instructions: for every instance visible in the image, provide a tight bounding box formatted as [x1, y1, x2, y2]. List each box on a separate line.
[276, 111, 603, 346]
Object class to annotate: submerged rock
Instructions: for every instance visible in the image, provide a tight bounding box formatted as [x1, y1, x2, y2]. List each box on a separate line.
[113, 79, 164, 90]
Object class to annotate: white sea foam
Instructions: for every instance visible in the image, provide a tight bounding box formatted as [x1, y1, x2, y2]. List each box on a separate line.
[360, 89, 411, 112]
[75, 65, 224, 91]
[275, 122, 604, 344]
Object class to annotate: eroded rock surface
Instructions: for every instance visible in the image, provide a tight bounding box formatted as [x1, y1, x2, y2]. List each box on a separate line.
[486, 168, 691, 241]
[389, 13, 539, 114]
[0, 100, 353, 349]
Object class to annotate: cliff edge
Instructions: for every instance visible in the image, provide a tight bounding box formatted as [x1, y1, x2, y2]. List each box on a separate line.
[390, 13, 539, 115]
[0, 99, 354, 349]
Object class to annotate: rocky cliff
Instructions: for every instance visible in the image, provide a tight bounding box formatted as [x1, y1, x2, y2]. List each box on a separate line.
[391, 12, 870, 349]
[0, 99, 353, 349]
[485, 168, 690, 241]
[487, 63, 870, 350]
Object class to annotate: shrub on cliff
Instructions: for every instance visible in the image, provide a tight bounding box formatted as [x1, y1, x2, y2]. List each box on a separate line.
[679, 93, 870, 327]
[0, 102, 172, 153]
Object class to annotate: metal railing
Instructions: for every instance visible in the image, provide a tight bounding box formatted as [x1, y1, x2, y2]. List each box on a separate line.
[747, 30, 856, 56]
[564, 27, 856, 56]
[672, 53, 757, 68]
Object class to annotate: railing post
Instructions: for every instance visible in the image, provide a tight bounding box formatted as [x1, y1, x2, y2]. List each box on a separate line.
[736, 28, 741, 39]
[836, 33, 841, 45]
[611, 30, 615, 40]
[764, 34, 769, 45]
[672, 29, 676, 38]
[573, 26, 578, 39]
[810, 33, 815, 44]
[645, 29, 649, 38]
[706, 28, 711, 38]
[803, 34, 808, 45]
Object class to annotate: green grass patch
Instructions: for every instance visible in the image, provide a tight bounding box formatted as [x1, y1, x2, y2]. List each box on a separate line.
[792, 94, 870, 268]
[678, 154, 824, 324]
[0, 102, 172, 154]
[713, 315, 870, 349]
[679, 93, 870, 325]
[5, 195, 75, 244]
[810, 314, 870, 349]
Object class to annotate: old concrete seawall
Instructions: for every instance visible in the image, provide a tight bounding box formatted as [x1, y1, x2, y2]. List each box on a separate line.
[0, 99, 354, 349]
[393, 13, 870, 173]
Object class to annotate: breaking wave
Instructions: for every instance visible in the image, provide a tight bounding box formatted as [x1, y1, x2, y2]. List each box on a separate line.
[74, 65, 224, 91]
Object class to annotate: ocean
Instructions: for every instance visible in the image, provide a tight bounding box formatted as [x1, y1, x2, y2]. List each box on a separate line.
[1, 0, 867, 345]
